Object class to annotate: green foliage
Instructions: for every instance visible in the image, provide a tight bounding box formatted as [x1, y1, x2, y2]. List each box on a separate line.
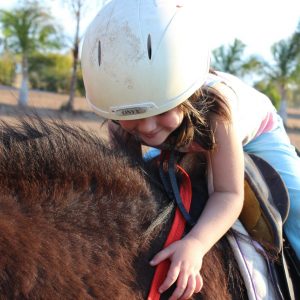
[212, 39, 246, 75]
[76, 64, 85, 96]
[258, 19, 300, 115]
[211, 19, 300, 113]
[271, 39, 298, 82]
[254, 81, 281, 110]
[289, 56, 300, 106]
[265, 20, 300, 84]
[0, 0, 65, 105]
[0, 52, 15, 86]
[0, 1, 63, 55]
[212, 39, 264, 78]
[28, 52, 72, 93]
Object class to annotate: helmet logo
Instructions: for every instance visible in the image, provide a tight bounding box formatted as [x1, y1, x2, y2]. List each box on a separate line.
[116, 107, 147, 116]
[110, 103, 156, 117]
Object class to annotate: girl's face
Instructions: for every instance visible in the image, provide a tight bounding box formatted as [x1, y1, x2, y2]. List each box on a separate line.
[118, 107, 184, 146]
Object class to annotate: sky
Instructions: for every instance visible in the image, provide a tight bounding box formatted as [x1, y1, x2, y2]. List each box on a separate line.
[0, 0, 299, 62]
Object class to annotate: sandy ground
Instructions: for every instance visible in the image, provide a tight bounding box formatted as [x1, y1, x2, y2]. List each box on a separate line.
[0, 85, 108, 138]
[0, 85, 300, 150]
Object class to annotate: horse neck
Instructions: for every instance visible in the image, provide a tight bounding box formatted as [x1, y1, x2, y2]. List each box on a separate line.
[133, 153, 245, 300]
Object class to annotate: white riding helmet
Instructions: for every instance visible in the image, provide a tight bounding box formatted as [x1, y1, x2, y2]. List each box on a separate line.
[81, 0, 211, 120]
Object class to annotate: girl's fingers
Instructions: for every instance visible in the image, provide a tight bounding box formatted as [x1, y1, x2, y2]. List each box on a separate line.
[150, 246, 174, 266]
[169, 270, 189, 300]
[179, 275, 196, 300]
[150, 241, 204, 298]
[194, 273, 203, 294]
[158, 264, 181, 294]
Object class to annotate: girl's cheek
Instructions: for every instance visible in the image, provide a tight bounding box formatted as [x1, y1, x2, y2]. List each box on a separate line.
[119, 121, 135, 131]
[168, 110, 184, 128]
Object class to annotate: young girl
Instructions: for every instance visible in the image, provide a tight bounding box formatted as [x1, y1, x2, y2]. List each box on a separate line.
[81, 0, 300, 299]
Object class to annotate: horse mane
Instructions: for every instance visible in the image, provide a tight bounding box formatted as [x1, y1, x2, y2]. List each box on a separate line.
[0, 116, 245, 299]
[0, 116, 162, 299]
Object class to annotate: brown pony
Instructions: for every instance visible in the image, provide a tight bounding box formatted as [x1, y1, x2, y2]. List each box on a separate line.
[0, 117, 246, 300]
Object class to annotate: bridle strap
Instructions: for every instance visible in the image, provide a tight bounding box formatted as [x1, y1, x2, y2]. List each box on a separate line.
[148, 153, 193, 300]
[158, 150, 195, 227]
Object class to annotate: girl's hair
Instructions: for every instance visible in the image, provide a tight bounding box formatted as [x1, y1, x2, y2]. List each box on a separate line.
[164, 70, 231, 151]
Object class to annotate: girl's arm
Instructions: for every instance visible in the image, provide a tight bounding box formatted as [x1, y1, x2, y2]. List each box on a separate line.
[150, 114, 244, 300]
[189, 115, 244, 253]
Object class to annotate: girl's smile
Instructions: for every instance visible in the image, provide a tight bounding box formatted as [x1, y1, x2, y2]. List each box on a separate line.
[118, 107, 184, 146]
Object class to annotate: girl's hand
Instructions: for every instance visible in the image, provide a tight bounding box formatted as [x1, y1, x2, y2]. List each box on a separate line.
[149, 236, 204, 300]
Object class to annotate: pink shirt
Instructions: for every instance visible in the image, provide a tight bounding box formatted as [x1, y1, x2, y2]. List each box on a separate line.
[255, 111, 277, 137]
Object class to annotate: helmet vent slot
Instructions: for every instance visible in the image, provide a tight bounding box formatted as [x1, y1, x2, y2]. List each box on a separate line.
[147, 34, 152, 60]
[98, 40, 102, 66]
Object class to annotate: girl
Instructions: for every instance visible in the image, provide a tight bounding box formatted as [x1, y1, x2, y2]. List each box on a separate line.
[81, 0, 300, 299]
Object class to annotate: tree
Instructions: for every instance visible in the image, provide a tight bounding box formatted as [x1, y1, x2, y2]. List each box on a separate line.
[211, 38, 263, 78]
[62, 0, 107, 111]
[0, 0, 62, 106]
[61, 0, 83, 111]
[0, 51, 15, 86]
[254, 80, 281, 109]
[263, 21, 300, 125]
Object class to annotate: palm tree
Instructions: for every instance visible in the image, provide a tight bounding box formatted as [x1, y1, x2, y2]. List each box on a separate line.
[212, 38, 263, 78]
[0, 0, 62, 106]
[263, 21, 300, 125]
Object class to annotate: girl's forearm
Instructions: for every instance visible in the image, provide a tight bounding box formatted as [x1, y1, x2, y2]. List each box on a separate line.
[186, 191, 243, 254]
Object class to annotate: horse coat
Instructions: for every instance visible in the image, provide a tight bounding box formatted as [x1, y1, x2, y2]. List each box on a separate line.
[0, 117, 297, 300]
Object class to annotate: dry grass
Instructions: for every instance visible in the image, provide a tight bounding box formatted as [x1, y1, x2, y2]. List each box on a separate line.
[0, 86, 300, 150]
[0, 86, 108, 138]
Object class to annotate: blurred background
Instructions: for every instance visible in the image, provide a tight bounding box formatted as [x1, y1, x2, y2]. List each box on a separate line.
[0, 0, 299, 147]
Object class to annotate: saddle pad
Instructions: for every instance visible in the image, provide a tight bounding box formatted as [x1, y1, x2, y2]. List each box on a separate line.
[227, 220, 277, 300]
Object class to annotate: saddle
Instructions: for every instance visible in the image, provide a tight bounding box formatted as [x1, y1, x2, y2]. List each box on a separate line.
[207, 151, 298, 299]
[240, 153, 299, 300]
[240, 153, 289, 255]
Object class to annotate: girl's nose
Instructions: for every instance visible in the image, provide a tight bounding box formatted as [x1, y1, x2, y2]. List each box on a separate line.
[136, 117, 156, 133]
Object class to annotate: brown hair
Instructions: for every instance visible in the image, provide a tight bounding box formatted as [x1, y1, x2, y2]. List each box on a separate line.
[165, 72, 231, 151]
[107, 70, 231, 153]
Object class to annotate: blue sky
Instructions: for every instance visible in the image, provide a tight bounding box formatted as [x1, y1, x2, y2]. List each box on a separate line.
[0, 0, 299, 61]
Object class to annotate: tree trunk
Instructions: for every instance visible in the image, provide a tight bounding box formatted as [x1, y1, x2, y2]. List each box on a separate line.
[18, 55, 29, 106]
[64, 47, 78, 111]
[63, 6, 81, 112]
